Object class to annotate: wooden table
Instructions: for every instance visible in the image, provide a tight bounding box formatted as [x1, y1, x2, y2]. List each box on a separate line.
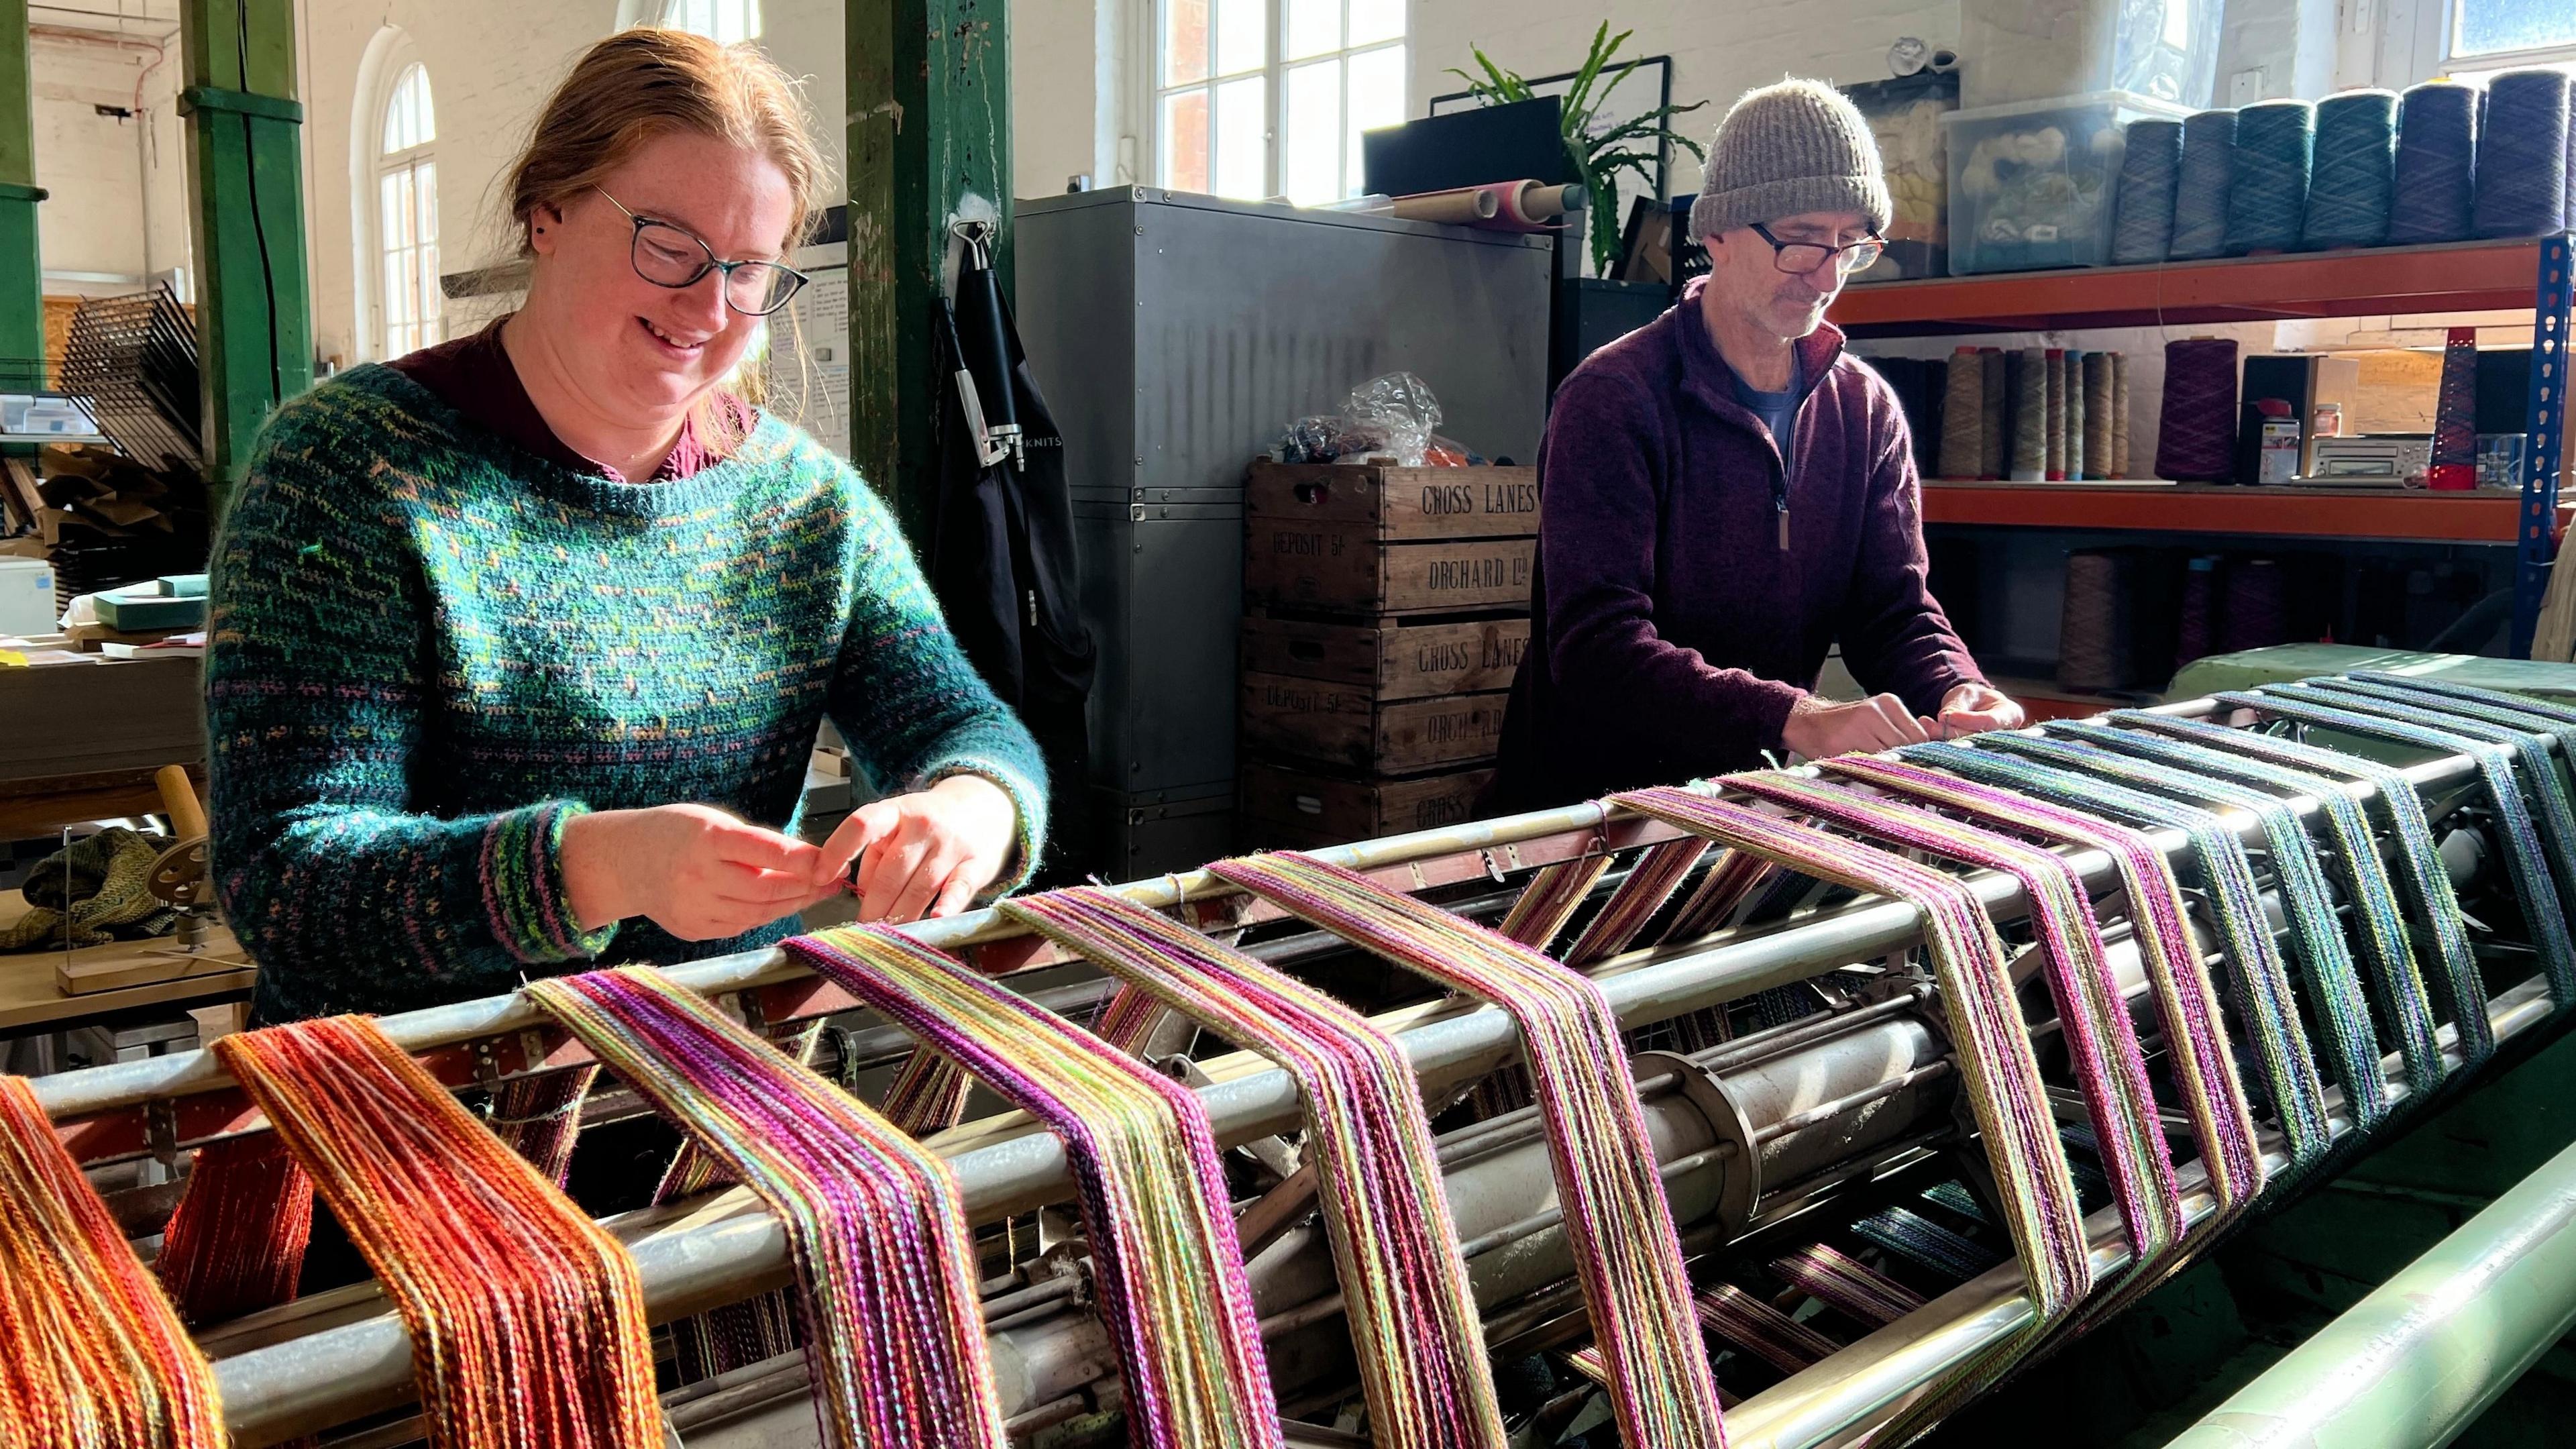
[0, 890, 255, 1033]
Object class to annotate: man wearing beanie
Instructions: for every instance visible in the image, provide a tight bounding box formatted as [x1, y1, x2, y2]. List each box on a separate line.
[1497, 77, 2019, 808]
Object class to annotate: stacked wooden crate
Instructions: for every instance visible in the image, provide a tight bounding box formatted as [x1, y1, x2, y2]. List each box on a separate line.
[1238, 460, 1538, 848]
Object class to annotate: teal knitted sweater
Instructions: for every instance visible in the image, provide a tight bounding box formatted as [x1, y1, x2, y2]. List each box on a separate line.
[206, 366, 1046, 1022]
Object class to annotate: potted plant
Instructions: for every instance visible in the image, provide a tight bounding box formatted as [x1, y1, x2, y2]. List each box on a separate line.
[1448, 24, 1708, 277]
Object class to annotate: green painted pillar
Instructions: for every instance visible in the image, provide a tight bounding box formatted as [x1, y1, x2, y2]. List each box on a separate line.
[0, 0, 46, 386]
[849, 0, 1010, 545]
[179, 0, 310, 517]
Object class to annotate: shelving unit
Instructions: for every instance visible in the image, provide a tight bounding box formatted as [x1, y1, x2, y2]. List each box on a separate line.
[1831, 233, 2575, 656]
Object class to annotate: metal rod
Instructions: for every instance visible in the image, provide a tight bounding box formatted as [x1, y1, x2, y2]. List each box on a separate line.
[2165, 1130, 2576, 1449]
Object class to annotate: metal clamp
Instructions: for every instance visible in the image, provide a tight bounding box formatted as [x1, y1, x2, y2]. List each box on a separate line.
[1633, 1049, 1763, 1232]
[144, 1097, 179, 1169]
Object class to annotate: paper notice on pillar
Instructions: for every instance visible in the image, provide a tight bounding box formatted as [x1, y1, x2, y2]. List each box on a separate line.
[768, 244, 853, 460]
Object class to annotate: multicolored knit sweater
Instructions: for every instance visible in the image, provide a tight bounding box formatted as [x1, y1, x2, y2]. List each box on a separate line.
[206, 365, 1046, 1023]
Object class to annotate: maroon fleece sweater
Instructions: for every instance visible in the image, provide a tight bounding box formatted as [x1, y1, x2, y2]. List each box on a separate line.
[1495, 278, 1982, 809]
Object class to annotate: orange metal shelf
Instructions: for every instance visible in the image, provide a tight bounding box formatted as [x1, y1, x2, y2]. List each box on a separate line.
[1922, 481, 2542, 543]
[1829, 237, 2545, 336]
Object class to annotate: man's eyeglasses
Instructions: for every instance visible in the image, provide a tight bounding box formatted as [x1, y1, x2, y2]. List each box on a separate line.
[1748, 221, 1886, 278]
[593, 186, 808, 317]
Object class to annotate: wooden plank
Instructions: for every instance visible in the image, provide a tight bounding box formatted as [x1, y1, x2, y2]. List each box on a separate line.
[1240, 760, 1495, 845]
[1921, 480, 2534, 543]
[1240, 613, 1531, 700]
[0, 654, 204, 784]
[1245, 460, 1540, 541]
[1244, 527, 1536, 615]
[1239, 671, 1507, 773]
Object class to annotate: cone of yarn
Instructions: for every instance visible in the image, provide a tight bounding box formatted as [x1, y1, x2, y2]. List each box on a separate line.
[2228, 100, 2315, 254]
[2171, 109, 2239, 260]
[2431, 324, 2481, 489]
[2156, 337, 2239, 482]
[2304, 90, 2398, 248]
[2059, 550, 2135, 690]
[2218, 557, 2290, 651]
[2011, 348, 2047, 480]
[2065, 350, 2088, 481]
[2390, 80, 2480, 244]
[2082, 353, 2115, 478]
[1978, 346, 2008, 478]
[2175, 555, 2218, 669]
[2112, 352, 2132, 476]
[2474, 70, 2572, 237]
[2112, 118, 2184, 264]
[1939, 346, 1986, 479]
[2045, 349, 2068, 481]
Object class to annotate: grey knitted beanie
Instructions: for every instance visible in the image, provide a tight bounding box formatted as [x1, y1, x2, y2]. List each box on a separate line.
[1688, 78, 1892, 243]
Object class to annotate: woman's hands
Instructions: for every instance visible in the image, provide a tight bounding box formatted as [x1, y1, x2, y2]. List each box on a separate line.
[559, 774, 1020, 941]
[812, 773, 1020, 923]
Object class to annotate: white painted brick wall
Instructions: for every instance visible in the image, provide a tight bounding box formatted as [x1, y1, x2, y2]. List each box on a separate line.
[30, 34, 189, 288]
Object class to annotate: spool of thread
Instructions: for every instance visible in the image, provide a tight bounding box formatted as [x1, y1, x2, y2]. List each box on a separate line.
[1938, 347, 1984, 480]
[2171, 109, 2239, 260]
[2112, 119, 2184, 265]
[2157, 337, 2239, 482]
[2110, 352, 2131, 478]
[2390, 80, 2480, 244]
[2082, 353, 2114, 480]
[2228, 100, 2316, 254]
[2304, 90, 2398, 248]
[2011, 347, 2047, 481]
[1978, 347, 2007, 480]
[2045, 350, 2067, 481]
[2174, 555, 2218, 671]
[2063, 350, 2087, 482]
[2058, 550, 2137, 691]
[2473, 70, 2573, 238]
[2217, 557, 2290, 653]
[2430, 324, 2479, 490]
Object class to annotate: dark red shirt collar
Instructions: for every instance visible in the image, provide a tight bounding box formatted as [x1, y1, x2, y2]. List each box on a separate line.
[384, 315, 741, 481]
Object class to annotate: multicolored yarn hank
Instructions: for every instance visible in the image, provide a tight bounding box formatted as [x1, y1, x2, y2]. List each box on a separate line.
[523, 967, 1008, 1449]
[155, 1130, 313, 1326]
[1605, 790, 2087, 1430]
[1695, 1281, 1842, 1375]
[1976, 731, 2397, 1136]
[1000, 886, 1507, 1449]
[2106, 710, 2492, 1069]
[1851, 1204, 2001, 1281]
[1768, 1242, 1925, 1327]
[1817, 754, 2265, 1244]
[1497, 857, 1610, 950]
[1662, 851, 1784, 943]
[213, 1016, 664, 1449]
[2312, 676, 2576, 904]
[2222, 686, 2576, 1006]
[1903, 741, 2334, 1177]
[1565, 839, 1711, 965]
[786, 925, 1285, 1449]
[0, 1075, 223, 1446]
[1203, 851, 1727, 1449]
[1721, 771, 2183, 1276]
[2048, 719, 2446, 1098]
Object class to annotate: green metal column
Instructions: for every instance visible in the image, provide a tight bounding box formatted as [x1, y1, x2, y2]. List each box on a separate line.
[849, 0, 1010, 545]
[0, 0, 43, 378]
[179, 0, 309, 517]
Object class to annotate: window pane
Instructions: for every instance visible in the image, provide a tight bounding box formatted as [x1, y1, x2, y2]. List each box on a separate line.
[384, 251, 410, 327]
[1285, 0, 1338, 61]
[416, 160, 438, 243]
[2457, 0, 2576, 54]
[420, 241, 443, 335]
[1162, 88, 1210, 192]
[1163, 0, 1209, 85]
[380, 171, 403, 239]
[1347, 0, 1403, 48]
[411, 68, 435, 144]
[1213, 74, 1267, 198]
[1283, 60, 1342, 205]
[1214, 0, 1264, 74]
[1346, 45, 1405, 196]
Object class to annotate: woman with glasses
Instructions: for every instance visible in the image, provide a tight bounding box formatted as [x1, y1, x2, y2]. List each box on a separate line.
[1497, 77, 2021, 812]
[204, 29, 1044, 1022]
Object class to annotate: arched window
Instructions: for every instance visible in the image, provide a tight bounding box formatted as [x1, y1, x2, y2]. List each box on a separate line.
[376, 62, 439, 358]
[624, 0, 762, 42]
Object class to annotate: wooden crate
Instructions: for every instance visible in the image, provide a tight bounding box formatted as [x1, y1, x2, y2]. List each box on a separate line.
[1240, 760, 1496, 847]
[1244, 460, 1540, 541]
[1240, 671, 1507, 773]
[1241, 612, 1531, 701]
[1244, 529, 1535, 616]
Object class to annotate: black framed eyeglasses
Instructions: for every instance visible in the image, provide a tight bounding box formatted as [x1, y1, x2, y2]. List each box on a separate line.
[592, 186, 809, 317]
[1748, 221, 1886, 278]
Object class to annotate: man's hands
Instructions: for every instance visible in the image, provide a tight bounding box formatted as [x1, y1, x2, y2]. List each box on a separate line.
[560, 774, 1022, 941]
[1936, 681, 2026, 738]
[1780, 683, 2024, 762]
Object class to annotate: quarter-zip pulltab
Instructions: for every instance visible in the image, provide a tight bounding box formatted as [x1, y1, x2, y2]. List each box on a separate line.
[1774, 493, 1789, 551]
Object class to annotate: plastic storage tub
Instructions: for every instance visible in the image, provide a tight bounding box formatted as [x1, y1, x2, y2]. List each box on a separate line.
[1958, 0, 2221, 110]
[1943, 91, 2191, 275]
